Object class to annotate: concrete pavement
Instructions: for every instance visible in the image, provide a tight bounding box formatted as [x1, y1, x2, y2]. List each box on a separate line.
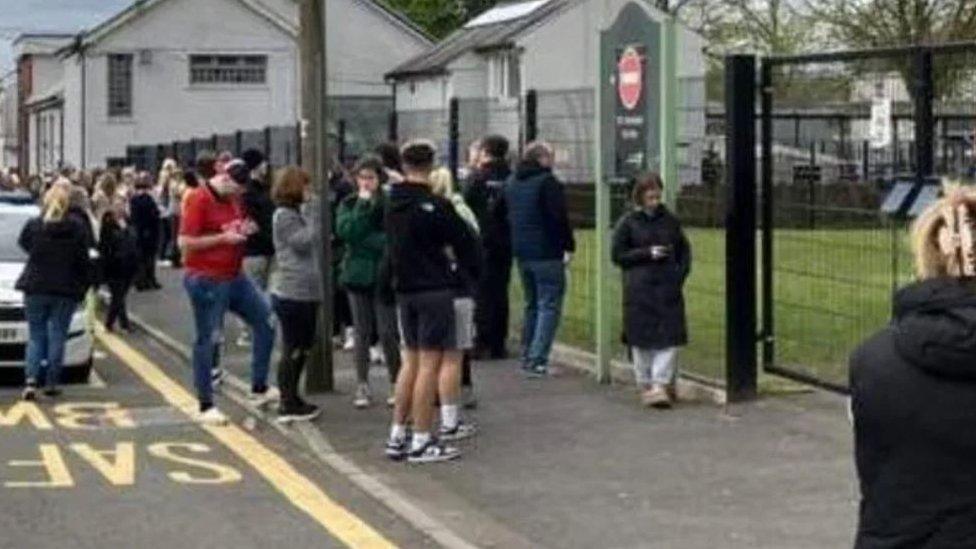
[0, 333, 435, 548]
[126, 265, 860, 549]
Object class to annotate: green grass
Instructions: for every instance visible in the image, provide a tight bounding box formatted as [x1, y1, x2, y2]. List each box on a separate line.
[510, 224, 913, 386]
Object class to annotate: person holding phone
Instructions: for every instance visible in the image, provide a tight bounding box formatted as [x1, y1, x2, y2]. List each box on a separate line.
[179, 151, 276, 425]
[611, 172, 691, 409]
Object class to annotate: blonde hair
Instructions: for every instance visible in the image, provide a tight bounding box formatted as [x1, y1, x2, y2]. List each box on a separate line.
[428, 166, 454, 198]
[911, 185, 976, 279]
[42, 185, 70, 223]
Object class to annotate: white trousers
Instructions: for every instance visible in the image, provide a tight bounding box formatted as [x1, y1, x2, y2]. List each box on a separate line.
[631, 347, 678, 386]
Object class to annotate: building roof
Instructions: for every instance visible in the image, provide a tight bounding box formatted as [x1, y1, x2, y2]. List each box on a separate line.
[73, 0, 298, 48]
[386, 0, 573, 80]
[55, 0, 431, 55]
[11, 34, 75, 56]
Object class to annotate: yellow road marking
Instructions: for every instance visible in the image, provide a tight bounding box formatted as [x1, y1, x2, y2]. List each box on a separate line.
[96, 329, 396, 549]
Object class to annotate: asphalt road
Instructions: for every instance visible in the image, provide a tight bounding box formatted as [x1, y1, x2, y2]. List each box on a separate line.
[0, 332, 434, 549]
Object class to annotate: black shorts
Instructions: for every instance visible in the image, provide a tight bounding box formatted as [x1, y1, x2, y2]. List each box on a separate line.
[397, 290, 456, 350]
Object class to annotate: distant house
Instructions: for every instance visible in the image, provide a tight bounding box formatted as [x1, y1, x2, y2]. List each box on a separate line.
[0, 70, 19, 169]
[386, 0, 706, 185]
[11, 34, 75, 175]
[12, 0, 430, 175]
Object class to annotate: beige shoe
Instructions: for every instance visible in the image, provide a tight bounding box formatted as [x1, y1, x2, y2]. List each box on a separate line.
[646, 385, 672, 409]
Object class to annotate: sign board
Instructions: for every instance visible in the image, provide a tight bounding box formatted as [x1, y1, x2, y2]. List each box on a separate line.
[870, 97, 892, 149]
[792, 164, 822, 187]
[615, 45, 649, 178]
[600, 3, 661, 184]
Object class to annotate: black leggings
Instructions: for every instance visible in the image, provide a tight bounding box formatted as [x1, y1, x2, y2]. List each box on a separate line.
[105, 277, 133, 330]
[272, 296, 318, 407]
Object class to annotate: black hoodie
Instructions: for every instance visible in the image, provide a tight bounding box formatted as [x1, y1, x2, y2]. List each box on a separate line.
[850, 278, 976, 549]
[384, 182, 480, 294]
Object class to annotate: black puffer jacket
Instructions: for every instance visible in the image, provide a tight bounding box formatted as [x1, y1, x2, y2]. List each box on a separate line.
[850, 278, 976, 549]
[384, 182, 480, 294]
[611, 206, 691, 349]
[243, 178, 275, 257]
[463, 159, 512, 261]
[16, 216, 92, 301]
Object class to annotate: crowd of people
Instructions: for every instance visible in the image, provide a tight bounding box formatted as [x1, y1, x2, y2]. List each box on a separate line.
[7, 134, 695, 464]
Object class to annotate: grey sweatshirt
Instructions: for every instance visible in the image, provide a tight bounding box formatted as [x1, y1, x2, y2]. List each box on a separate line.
[270, 203, 322, 302]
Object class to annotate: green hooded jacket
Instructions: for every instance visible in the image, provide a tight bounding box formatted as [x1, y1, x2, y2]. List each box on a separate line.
[335, 194, 386, 291]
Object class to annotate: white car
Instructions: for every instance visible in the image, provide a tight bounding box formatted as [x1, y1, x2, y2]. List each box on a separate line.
[0, 199, 93, 383]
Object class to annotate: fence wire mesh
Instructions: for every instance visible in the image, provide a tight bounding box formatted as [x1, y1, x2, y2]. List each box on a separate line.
[763, 46, 976, 389]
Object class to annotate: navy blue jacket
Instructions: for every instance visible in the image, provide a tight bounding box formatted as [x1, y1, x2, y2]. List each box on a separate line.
[505, 164, 575, 261]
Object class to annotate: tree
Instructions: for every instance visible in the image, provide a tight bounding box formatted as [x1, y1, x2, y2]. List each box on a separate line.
[381, 0, 501, 38]
[808, 0, 976, 48]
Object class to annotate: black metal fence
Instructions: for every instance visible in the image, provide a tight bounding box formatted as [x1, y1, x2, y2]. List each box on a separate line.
[756, 43, 976, 392]
[125, 96, 395, 174]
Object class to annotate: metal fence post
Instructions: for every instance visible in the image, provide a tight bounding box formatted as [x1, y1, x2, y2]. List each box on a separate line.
[211, 133, 219, 152]
[660, 15, 679, 208]
[235, 131, 243, 156]
[725, 54, 758, 403]
[263, 126, 272, 171]
[448, 97, 460, 183]
[337, 119, 347, 165]
[760, 61, 774, 376]
[388, 111, 398, 143]
[525, 89, 538, 144]
[862, 140, 870, 183]
[295, 124, 302, 167]
[914, 47, 934, 181]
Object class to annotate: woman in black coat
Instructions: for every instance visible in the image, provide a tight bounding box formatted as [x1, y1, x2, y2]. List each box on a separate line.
[16, 185, 92, 400]
[129, 174, 161, 291]
[850, 189, 976, 548]
[611, 173, 691, 409]
[98, 208, 139, 332]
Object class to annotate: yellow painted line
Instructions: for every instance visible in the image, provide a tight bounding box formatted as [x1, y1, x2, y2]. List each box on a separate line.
[95, 329, 396, 549]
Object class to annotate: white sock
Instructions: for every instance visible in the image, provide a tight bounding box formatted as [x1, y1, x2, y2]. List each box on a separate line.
[411, 432, 431, 452]
[389, 423, 406, 442]
[441, 404, 459, 430]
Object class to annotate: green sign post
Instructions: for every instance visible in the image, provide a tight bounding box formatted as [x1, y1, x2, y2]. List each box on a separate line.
[594, 2, 679, 382]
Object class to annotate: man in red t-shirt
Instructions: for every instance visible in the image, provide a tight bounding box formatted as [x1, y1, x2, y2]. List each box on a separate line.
[179, 152, 276, 424]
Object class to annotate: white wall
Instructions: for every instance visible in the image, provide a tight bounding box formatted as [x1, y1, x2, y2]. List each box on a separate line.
[64, 0, 298, 168]
[326, 0, 430, 97]
[29, 55, 65, 99]
[395, 76, 450, 111]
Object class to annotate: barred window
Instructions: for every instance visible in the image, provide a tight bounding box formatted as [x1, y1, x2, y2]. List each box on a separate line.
[190, 55, 267, 85]
[107, 54, 133, 117]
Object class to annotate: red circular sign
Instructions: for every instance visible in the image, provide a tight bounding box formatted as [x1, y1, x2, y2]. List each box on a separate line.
[617, 47, 643, 111]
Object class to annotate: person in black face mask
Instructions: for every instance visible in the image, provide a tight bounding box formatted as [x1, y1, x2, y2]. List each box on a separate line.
[610, 172, 691, 409]
[850, 187, 976, 549]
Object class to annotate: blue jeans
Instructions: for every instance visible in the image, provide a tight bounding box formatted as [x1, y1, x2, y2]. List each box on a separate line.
[183, 273, 275, 407]
[25, 294, 78, 386]
[518, 260, 566, 369]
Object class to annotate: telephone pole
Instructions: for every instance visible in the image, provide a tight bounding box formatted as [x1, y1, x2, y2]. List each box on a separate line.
[300, 0, 334, 392]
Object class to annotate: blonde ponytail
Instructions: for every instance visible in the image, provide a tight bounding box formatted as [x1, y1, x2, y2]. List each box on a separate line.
[42, 185, 70, 223]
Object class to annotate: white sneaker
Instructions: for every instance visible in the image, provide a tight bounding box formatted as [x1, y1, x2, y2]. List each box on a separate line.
[369, 345, 385, 365]
[353, 384, 372, 409]
[196, 407, 228, 425]
[386, 393, 396, 408]
[343, 327, 356, 351]
[211, 367, 225, 387]
[249, 387, 280, 409]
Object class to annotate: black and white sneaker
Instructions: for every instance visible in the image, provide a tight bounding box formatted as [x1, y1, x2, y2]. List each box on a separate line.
[407, 440, 461, 464]
[438, 421, 478, 442]
[21, 383, 37, 401]
[385, 438, 409, 461]
[211, 367, 225, 387]
[276, 403, 321, 424]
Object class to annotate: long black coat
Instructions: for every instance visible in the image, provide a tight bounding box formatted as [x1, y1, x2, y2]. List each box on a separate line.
[611, 207, 691, 349]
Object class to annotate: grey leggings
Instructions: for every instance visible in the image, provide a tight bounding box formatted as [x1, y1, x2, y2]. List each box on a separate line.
[347, 290, 401, 384]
